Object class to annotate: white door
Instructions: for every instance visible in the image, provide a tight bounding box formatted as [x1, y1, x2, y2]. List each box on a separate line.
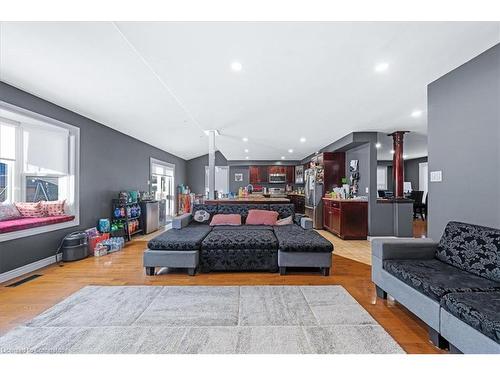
[419, 162, 428, 203]
[150, 159, 175, 222]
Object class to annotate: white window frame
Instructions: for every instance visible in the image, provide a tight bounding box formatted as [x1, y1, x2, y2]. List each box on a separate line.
[0, 101, 80, 242]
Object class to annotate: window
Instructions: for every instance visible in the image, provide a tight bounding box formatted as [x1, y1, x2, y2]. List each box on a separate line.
[0, 102, 80, 240]
[205, 166, 229, 197]
[377, 166, 388, 190]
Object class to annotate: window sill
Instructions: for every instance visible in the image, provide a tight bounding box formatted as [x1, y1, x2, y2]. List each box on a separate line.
[0, 217, 80, 242]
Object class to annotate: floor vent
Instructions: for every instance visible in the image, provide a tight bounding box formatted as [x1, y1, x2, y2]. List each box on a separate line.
[5, 274, 42, 287]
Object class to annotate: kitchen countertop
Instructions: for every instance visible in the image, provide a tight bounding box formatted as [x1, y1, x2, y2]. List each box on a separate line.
[322, 197, 368, 203]
[286, 192, 305, 197]
[377, 198, 414, 204]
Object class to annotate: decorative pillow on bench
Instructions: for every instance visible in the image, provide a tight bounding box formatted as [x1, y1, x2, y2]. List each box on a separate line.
[41, 200, 66, 216]
[14, 202, 45, 217]
[210, 214, 242, 226]
[0, 203, 22, 221]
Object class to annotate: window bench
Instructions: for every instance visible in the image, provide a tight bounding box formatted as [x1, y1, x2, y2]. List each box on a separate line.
[0, 215, 76, 234]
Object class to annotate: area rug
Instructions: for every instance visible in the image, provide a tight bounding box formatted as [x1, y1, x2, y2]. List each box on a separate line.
[0, 285, 404, 354]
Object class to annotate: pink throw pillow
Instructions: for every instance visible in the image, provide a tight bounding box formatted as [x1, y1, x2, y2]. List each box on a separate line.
[209, 214, 242, 226]
[246, 209, 279, 226]
[41, 200, 66, 216]
[15, 202, 45, 217]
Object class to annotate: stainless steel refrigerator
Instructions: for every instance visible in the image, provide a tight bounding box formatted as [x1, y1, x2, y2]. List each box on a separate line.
[304, 168, 324, 229]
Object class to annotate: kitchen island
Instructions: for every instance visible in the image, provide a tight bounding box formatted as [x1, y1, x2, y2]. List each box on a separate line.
[204, 197, 290, 204]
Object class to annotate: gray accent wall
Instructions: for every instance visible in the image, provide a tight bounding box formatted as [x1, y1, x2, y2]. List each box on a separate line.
[229, 166, 250, 193]
[0, 82, 187, 274]
[427, 43, 500, 240]
[345, 144, 370, 198]
[404, 157, 428, 192]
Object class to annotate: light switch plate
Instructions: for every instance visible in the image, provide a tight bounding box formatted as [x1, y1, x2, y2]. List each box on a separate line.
[430, 170, 442, 182]
[365, 187, 369, 193]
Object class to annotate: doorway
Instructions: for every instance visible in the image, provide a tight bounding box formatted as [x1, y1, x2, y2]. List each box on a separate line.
[150, 158, 175, 225]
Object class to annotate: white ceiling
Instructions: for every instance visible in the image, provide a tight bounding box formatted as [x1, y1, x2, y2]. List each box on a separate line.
[1, 22, 499, 160]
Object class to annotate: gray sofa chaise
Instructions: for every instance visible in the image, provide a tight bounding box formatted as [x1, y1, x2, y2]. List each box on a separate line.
[372, 221, 500, 353]
[144, 202, 333, 276]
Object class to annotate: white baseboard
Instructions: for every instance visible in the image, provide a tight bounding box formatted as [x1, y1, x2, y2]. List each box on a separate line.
[0, 253, 62, 284]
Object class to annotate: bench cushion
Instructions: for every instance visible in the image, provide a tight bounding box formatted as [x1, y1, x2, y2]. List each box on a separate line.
[201, 229, 278, 250]
[273, 224, 333, 253]
[383, 259, 500, 302]
[441, 291, 500, 344]
[436, 221, 500, 282]
[0, 215, 75, 234]
[147, 224, 212, 251]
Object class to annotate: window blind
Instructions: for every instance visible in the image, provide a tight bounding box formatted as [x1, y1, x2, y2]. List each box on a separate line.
[23, 123, 69, 175]
[0, 123, 16, 161]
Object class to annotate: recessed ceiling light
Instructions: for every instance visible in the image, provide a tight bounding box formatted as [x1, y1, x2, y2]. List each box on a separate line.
[375, 142, 381, 149]
[242, 137, 248, 142]
[281, 156, 285, 160]
[374, 62, 389, 73]
[245, 156, 249, 160]
[299, 137, 306, 143]
[390, 150, 395, 154]
[411, 110, 423, 118]
[244, 149, 249, 153]
[288, 149, 294, 153]
[231, 61, 243, 72]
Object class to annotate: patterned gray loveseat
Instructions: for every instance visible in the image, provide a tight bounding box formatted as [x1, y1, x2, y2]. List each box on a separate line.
[372, 221, 500, 353]
[144, 202, 333, 276]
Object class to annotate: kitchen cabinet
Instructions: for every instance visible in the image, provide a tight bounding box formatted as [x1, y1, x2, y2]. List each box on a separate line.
[322, 198, 368, 240]
[249, 165, 296, 185]
[286, 166, 295, 183]
[287, 194, 305, 214]
[307, 152, 345, 192]
[249, 166, 268, 184]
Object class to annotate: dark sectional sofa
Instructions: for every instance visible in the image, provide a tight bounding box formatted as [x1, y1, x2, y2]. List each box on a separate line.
[144, 203, 333, 276]
[372, 221, 500, 353]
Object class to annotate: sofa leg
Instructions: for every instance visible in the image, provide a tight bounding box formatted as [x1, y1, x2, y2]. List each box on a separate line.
[449, 344, 462, 354]
[429, 327, 449, 350]
[188, 267, 196, 276]
[375, 285, 387, 300]
[280, 266, 286, 276]
[145, 267, 155, 276]
[321, 267, 330, 276]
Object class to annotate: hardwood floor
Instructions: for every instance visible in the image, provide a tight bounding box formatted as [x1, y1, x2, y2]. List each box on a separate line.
[0, 220, 442, 354]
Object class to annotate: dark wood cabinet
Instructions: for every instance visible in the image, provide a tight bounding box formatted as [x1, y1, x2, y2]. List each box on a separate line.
[285, 166, 295, 183]
[322, 152, 346, 192]
[249, 165, 295, 185]
[287, 194, 305, 214]
[249, 166, 268, 184]
[322, 198, 368, 240]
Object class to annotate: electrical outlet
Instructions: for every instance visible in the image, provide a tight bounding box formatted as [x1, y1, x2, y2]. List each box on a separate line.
[365, 187, 369, 193]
